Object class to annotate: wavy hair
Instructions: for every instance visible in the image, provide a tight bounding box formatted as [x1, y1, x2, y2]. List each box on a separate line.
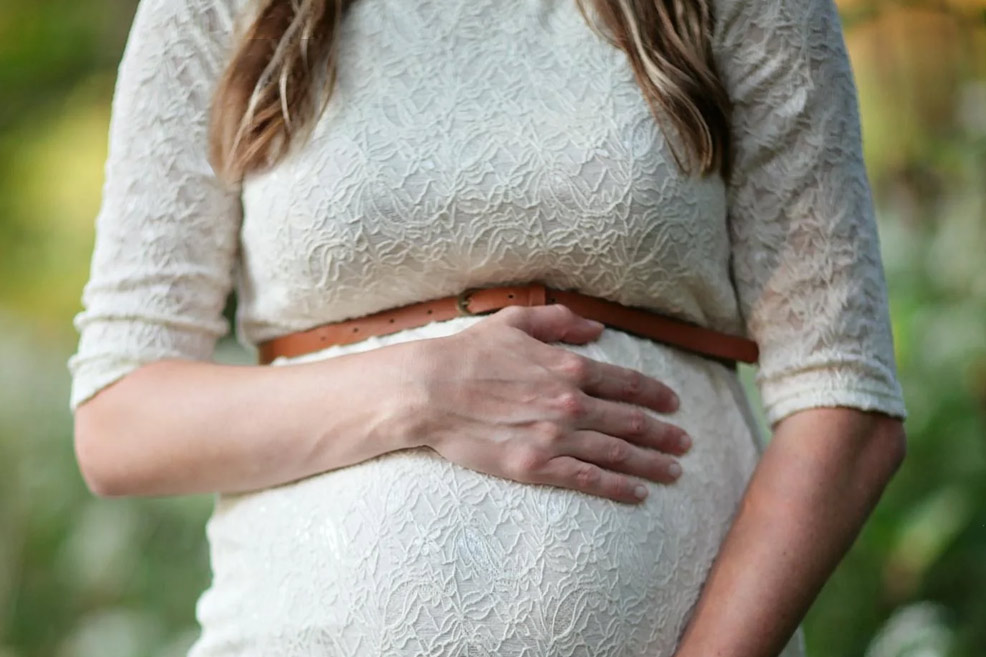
[209, 0, 732, 183]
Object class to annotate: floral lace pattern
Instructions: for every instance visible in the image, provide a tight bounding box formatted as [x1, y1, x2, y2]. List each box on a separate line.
[189, 316, 803, 656]
[68, 0, 906, 653]
[68, 0, 906, 426]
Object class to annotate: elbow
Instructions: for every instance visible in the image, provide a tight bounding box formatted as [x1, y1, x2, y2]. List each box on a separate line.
[876, 415, 907, 473]
[859, 413, 907, 491]
[886, 419, 907, 477]
[73, 396, 137, 498]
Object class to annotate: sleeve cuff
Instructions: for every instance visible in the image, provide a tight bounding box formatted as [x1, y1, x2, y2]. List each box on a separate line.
[759, 366, 908, 427]
[67, 317, 221, 411]
[68, 359, 146, 412]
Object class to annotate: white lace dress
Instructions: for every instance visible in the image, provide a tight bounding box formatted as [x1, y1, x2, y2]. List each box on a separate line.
[68, 0, 908, 654]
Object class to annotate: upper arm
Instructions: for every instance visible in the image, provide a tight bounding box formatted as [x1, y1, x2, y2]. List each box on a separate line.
[711, 0, 907, 428]
[67, 0, 243, 412]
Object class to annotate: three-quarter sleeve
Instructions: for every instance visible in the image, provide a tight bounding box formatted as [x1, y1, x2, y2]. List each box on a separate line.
[712, 0, 906, 426]
[67, 0, 242, 411]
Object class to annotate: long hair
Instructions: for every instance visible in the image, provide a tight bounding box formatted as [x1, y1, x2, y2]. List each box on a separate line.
[208, 0, 731, 184]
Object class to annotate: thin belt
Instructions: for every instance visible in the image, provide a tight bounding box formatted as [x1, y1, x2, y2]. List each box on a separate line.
[256, 282, 759, 368]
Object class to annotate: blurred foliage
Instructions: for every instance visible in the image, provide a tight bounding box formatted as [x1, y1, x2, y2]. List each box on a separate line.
[0, 1, 984, 656]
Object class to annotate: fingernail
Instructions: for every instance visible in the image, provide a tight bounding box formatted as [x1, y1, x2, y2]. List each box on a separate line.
[678, 433, 692, 451]
[634, 484, 649, 500]
[668, 391, 680, 411]
[668, 462, 682, 480]
[587, 319, 605, 330]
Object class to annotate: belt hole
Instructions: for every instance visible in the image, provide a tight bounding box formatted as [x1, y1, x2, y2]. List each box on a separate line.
[352, 327, 359, 332]
[548, 296, 556, 302]
[507, 294, 514, 299]
[427, 309, 433, 314]
[389, 318, 395, 323]
[320, 336, 326, 341]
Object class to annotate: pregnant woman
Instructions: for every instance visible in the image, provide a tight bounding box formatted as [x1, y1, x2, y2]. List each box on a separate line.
[68, 0, 908, 654]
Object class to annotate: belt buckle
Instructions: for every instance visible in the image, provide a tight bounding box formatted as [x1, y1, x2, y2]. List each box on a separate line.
[456, 287, 482, 316]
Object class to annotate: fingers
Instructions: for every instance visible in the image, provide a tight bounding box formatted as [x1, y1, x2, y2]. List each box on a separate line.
[485, 305, 681, 416]
[561, 430, 683, 485]
[545, 350, 680, 415]
[576, 395, 692, 456]
[534, 455, 652, 505]
[493, 304, 606, 346]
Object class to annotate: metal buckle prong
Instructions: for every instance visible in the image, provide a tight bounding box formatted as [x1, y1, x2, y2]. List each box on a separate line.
[456, 287, 481, 316]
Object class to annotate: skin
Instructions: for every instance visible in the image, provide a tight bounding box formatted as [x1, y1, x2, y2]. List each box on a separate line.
[672, 408, 905, 656]
[73, 305, 688, 500]
[73, 304, 904, 655]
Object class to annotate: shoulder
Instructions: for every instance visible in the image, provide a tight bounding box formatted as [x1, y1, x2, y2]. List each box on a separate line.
[120, 0, 255, 82]
[127, 0, 250, 52]
[712, 0, 839, 45]
[131, 0, 248, 25]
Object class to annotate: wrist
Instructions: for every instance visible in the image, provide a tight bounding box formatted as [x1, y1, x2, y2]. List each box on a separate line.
[378, 336, 445, 451]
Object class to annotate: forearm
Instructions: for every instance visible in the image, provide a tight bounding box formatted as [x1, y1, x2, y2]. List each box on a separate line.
[673, 407, 907, 657]
[73, 339, 434, 497]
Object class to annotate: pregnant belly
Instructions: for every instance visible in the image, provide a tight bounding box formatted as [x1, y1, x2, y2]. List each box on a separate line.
[189, 328, 763, 657]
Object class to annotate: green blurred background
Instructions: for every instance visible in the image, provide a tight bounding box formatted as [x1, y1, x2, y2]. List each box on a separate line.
[1, 1, 984, 656]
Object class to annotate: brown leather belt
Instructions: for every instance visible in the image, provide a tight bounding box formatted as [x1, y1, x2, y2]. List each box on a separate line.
[257, 282, 759, 367]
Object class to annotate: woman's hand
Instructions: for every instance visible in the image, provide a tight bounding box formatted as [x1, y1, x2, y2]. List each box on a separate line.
[402, 303, 691, 504]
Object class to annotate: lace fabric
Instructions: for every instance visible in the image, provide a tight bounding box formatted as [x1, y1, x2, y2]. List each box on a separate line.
[67, 0, 906, 427]
[67, 0, 905, 653]
[189, 315, 803, 656]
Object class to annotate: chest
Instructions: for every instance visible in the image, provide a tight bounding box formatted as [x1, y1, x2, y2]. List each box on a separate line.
[237, 0, 728, 317]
